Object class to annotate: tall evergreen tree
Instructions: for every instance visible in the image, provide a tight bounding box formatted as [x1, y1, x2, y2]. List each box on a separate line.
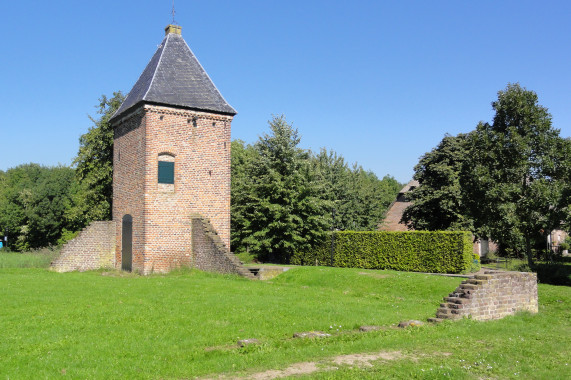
[241, 116, 328, 263]
[230, 139, 257, 253]
[311, 148, 352, 230]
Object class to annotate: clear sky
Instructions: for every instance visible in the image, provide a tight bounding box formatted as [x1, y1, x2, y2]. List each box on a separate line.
[1, 1, 569, 183]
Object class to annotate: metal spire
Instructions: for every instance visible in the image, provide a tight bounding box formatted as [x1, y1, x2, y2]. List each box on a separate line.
[171, 0, 177, 25]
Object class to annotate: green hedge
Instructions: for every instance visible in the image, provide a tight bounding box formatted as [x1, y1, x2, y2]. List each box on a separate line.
[291, 230, 475, 274]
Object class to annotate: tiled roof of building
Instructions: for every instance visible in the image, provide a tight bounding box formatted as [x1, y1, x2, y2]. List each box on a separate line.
[111, 25, 236, 122]
[398, 180, 419, 195]
[379, 180, 419, 231]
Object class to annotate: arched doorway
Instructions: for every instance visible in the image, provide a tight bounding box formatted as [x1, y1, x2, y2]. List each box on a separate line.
[122, 214, 133, 271]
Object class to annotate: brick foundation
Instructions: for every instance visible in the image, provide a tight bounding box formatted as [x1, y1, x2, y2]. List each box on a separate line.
[51, 221, 115, 272]
[191, 214, 255, 279]
[430, 270, 538, 322]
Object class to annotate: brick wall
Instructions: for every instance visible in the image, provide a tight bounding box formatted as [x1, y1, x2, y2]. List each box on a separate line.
[191, 215, 254, 279]
[113, 104, 232, 274]
[113, 108, 147, 272]
[51, 221, 115, 272]
[430, 270, 538, 322]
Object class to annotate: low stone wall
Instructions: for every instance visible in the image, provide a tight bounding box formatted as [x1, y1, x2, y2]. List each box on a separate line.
[430, 270, 538, 322]
[191, 215, 255, 279]
[51, 221, 115, 272]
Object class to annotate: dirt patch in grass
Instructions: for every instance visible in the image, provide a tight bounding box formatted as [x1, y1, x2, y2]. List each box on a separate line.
[212, 350, 452, 379]
[358, 272, 391, 279]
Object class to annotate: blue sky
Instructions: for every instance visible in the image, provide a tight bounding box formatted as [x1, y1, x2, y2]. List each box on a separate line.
[1, 1, 569, 183]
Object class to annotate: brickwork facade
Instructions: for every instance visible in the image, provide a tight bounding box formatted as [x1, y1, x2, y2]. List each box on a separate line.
[191, 215, 255, 279]
[51, 221, 115, 272]
[113, 105, 232, 274]
[430, 270, 538, 322]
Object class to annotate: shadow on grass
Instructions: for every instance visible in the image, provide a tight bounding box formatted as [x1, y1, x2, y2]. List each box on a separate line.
[535, 262, 571, 286]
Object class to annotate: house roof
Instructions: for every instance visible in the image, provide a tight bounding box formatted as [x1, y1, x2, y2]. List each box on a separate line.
[379, 180, 418, 231]
[111, 25, 236, 123]
[398, 180, 419, 195]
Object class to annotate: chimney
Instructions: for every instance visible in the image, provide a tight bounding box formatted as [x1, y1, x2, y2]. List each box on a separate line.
[165, 24, 182, 36]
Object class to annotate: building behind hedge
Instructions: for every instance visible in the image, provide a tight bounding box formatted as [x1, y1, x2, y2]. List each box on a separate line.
[380, 179, 495, 257]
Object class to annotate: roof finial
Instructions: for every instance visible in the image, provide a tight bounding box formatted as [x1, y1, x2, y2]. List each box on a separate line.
[171, 0, 177, 25]
[165, 1, 181, 37]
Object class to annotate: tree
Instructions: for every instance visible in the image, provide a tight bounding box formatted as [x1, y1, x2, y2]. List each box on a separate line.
[311, 149, 352, 229]
[240, 116, 328, 263]
[0, 164, 76, 250]
[312, 149, 401, 231]
[559, 138, 571, 229]
[347, 166, 401, 230]
[469, 84, 569, 267]
[68, 92, 125, 228]
[405, 83, 569, 267]
[230, 125, 402, 258]
[230, 139, 258, 254]
[402, 133, 475, 232]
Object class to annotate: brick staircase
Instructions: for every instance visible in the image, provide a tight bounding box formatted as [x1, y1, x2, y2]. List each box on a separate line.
[51, 221, 115, 272]
[191, 215, 256, 279]
[429, 270, 538, 322]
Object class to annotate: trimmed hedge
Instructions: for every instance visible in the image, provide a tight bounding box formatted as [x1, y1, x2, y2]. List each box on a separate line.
[291, 230, 475, 274]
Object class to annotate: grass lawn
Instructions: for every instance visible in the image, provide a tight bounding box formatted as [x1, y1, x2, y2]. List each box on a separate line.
[0, 248, 59, 269]
[0, 263, 569, 379]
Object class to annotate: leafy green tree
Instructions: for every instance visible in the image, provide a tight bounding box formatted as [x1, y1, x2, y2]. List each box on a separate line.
[405, 83, 569, 267]
[469, 84, 569, 266]
[67, 92, 124, 228]
[559, 138, 571, 229]
[312, 149, 401, 231]
[241, 116, 328, 263]
[402, 133, 475, 232]
[0, 164, 76, 250]
[346, 165, 401, 230]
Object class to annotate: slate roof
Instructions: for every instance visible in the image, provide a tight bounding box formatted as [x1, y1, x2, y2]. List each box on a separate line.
[111, 27, 236, 122]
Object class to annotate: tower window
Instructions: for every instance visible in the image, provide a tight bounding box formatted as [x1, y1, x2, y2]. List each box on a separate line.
[158, 161, 174, 184]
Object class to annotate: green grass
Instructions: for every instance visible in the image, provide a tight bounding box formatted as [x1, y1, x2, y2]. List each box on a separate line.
[0, 266, 569, 379]
[0, 247, 60, 268]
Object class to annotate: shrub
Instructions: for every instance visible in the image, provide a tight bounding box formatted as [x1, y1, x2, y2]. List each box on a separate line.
[292, 230, 474, 274]
[57, 229, 80, 246]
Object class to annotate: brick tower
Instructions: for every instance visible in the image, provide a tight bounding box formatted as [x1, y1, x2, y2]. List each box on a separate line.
[109, 25, 237, 274]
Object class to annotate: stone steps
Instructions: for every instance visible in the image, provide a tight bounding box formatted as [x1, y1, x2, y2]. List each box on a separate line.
[192, 216, 256, 280]
[429, 270, 538, 322]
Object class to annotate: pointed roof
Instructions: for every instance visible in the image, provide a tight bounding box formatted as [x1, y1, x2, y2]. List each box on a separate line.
[111, 25, 236, 123]
[379, 180, 418, 231]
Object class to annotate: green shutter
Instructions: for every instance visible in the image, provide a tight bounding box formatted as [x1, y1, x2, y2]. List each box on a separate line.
[158, 161, 175, 184]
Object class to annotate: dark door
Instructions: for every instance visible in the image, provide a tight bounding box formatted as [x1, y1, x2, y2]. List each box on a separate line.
[122, 214, 133, 272]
